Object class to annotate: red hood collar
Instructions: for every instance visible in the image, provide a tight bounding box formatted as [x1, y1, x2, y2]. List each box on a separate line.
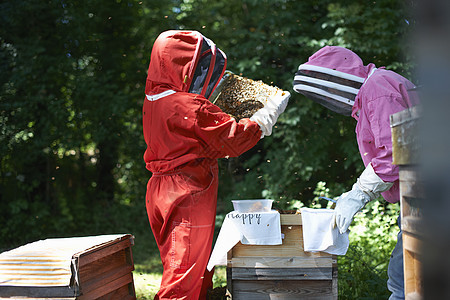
[145, 30, 227, 99]
[146, 31, 202, 95]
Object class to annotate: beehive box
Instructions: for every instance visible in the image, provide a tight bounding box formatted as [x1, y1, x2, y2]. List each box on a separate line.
[390, 106, 423, 299]
[227, 214, 337, 299]
[0, 234, 135, 299]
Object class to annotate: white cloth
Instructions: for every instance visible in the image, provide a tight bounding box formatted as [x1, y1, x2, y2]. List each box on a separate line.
[300, 208, 349, 255]
[207, 211, 282, 271]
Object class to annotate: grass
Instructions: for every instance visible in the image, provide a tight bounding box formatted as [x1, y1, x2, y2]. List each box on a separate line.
[133, 266, 227, 299]
[130, 222, 228, 299]
[128, 225, 161, 299]
[133, 271, 161, 300]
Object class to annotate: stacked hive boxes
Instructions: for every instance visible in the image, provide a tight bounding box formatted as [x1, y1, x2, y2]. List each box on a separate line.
[227, 214, 338, 299]
[390, 106, 423, 299]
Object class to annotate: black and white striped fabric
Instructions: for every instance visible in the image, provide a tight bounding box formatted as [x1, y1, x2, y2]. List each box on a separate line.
[293, 64, 365, 116]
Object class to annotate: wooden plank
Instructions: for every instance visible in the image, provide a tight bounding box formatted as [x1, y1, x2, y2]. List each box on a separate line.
[403, 232, 423, 297]
[76, 235, 133, 267]
[78, 248, 133, 288]
[0, 286, 78, 298]
[401, 216, 423, 236]
[404, 247, 422, 298]
[231, 267, 332, 281]
[390, 106, 421, 166]
[232, 225, 329, 258]
[97, 280, 136, 300]
[390, 105, 421, 127]
[399, 167, 422, 182]
[125, 246, 134, 268]
[81, 264, 134, 295]
[226, 266, 233, 298]
[77, 272, 134, 300]
[400, 197, 423, 220]
[229, 256, 335, 269]
[280, 214, 302, 225]
[403, 233, 422, 255]
[399, 167, 423, 236]
[331, 267, 338, 297]
[232, 280, 336, 300]
[405, 292, 422, 300]
[399, 169, 424, 199]
[400, 180, 424, 200]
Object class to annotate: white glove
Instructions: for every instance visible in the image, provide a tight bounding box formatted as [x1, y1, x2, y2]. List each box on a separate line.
[333, 163, 394, 234]
[250, 90, 290, 138]
[250, 107, 277, 137]
[266, 90, 290, 116]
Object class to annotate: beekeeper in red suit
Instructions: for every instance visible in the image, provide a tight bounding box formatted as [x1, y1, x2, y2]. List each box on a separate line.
[143, 30, 289, 299]
[293, 46, 419, 299]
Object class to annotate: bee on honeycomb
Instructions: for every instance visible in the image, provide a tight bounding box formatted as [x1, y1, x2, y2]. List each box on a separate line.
[213, 73, 283, 120]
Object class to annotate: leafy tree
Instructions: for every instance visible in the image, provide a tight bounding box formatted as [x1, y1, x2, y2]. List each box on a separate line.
[166, 0, 414, 208]
[0, 0, 170, 247]
[1, 0, 415, 298]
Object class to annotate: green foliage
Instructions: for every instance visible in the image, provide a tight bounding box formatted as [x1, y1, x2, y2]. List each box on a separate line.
[0, 0, 164, 248]
[175, 0, 416, 209]
[1, 0, 412, 298]
[339, 199, 400, 299]
[302, 183, 400, 299]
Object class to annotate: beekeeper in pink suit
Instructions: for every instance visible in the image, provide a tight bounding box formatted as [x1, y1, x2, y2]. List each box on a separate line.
[293, 46, 419, 299]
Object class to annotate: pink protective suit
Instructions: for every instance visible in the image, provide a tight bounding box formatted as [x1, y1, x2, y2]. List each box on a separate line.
[294, 46, 419, 202]
[143, 31, 261, 299]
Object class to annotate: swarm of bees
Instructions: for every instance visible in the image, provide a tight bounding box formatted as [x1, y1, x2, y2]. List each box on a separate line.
[213, 73, 282, 120]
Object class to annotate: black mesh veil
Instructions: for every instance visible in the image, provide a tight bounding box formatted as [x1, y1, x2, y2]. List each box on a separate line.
[188, 35, 226, 100]
[293, 66, 364, 116]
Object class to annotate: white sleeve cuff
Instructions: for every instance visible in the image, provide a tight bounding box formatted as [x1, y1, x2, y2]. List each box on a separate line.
[356, 163, 394, 200]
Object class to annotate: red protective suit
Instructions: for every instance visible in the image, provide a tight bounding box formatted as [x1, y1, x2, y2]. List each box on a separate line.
[143, 30, 261, 299]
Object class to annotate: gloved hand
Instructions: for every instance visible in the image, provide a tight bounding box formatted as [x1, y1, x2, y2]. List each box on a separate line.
[333, 163, 394, 234]
[250, 107, 277, 137]
[250, 90, 290, 138]
[266, 90, 290, 116]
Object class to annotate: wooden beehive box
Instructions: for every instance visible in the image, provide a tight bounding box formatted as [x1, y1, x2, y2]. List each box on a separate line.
[0, 234, 135, 299]
[390, 106, 423, 299]
[227, 214, 337, 299]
